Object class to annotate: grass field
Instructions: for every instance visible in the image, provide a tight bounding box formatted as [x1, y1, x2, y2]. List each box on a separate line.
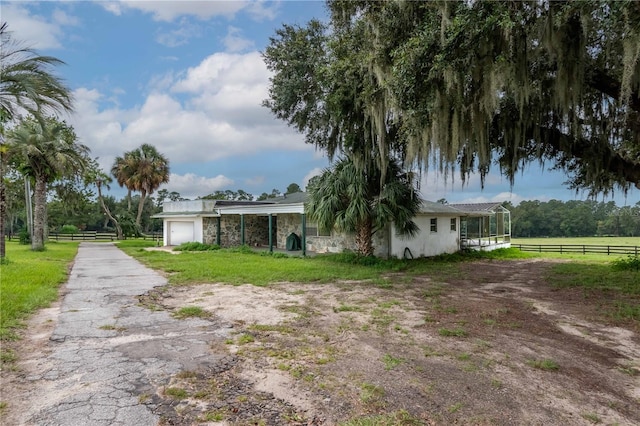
[511, 236, 639, 246]
[0, 241, 79, 341]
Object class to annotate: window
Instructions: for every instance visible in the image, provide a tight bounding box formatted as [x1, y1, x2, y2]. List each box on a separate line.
[430, 218, 437, 232]
[450, 218, 457, 231]
[305, 222, 331, 237]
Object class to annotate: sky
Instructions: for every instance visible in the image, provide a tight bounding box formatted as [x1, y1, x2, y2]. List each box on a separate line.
[2, 0, 638, 206]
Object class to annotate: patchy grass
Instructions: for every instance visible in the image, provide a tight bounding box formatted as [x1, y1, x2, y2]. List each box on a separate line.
[339, 410, 423, 426]
[382, 354, 403, 370]
[164, 387, 188, 399]
[438, 327, 468, 338]
[172, 306, 209, 319]
[527, 358, 560, 371]
[0, 241, 78, 340]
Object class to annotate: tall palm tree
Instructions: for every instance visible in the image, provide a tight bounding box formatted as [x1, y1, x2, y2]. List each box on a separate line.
[0, 22, 74, 259]
[7, 117, 89, 250]
[306, 156, 421, 256]
[111, 153, 135, 211]
[112, 144, 169, 227]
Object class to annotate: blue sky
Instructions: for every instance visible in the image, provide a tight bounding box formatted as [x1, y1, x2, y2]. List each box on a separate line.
[3, 0, 637, 206]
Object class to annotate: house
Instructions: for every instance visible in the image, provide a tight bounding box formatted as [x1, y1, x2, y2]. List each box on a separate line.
[152, 194, 511, 257]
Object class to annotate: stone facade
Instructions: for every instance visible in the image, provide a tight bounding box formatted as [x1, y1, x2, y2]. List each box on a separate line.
[203, 215, 271, 247]
[203, 213, 391, 256]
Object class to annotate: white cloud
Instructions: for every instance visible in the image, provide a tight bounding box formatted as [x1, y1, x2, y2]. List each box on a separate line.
[69, 50, 310, 181]
[303, 168, 323, 189]
[222, 26, 254, 52]
[1, 3, 66, 49]
[104, 1, 248, 22]
[161, 173, 234, 199]
[156, 19, 202, 47]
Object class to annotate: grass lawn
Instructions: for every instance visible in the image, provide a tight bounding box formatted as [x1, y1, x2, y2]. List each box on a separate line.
[511, 236, 639, 246]
[0, 241, 79, 341]
[117, 241, 532, 287]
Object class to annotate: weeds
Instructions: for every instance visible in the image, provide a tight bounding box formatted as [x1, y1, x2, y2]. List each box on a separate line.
[527, 358, 559, 371]
[172, 306, 209, 319]
[438, 327, 468, 337]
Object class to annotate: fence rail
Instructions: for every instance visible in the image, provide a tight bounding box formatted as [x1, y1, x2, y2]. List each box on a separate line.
[49, 232, 117, 241]
[48, 232, 162, 242]
[513, 244, 639, 256]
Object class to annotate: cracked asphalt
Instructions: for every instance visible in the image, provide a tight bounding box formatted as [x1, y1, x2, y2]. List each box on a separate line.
[19, 242, 232, 426]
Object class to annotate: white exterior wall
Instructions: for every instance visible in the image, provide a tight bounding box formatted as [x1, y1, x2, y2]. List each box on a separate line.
[163, 200, 217, 213]
[163, 216, 204, 246]
[390, 215, 460, 258]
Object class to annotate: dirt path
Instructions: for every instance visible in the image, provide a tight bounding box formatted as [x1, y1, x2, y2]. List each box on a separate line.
[2, 257, 639, 425]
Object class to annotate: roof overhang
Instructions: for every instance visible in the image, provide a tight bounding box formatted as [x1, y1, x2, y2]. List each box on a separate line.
[217, 203, 305, 215]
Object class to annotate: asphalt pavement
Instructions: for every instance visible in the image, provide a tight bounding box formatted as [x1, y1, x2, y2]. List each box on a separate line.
[20, 242, 232, 426]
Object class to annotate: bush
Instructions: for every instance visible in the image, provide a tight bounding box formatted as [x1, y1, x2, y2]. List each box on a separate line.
[60, 224, 79, 234]
[173, 242, 221, 252]
[18, 228, 30, 245]
[612, 255, 640, 271]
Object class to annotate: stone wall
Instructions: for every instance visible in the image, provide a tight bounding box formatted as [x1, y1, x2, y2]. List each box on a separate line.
[203, 215, 270, 247]
[203, 213, 390, 256]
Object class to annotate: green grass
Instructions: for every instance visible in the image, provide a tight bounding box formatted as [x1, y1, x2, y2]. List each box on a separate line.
[339, 410, 423, 426]
[172, 306, 209, 319]
[511, 236, 639, 246]
[0, 241, 79, 340]
[527, 358, 560, 371]
[118, 244, 528, 287]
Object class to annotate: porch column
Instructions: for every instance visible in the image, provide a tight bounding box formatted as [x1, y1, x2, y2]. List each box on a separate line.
[240, 214, 245, 246]
[301, 213, 306, 256]
[216, 217, 221, 246]
[268, 214, 273, 253]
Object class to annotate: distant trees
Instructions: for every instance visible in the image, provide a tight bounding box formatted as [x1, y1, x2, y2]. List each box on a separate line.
[508, 200, 640, 238]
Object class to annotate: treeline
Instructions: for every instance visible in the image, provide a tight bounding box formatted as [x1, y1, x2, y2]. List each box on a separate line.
[506, 200, 640, 238]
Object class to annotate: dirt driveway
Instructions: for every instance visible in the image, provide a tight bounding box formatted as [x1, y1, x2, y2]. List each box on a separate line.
[5, 258, 640, 425]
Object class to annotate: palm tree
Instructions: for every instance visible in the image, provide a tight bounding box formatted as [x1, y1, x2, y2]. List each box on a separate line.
[111, 153, 135, 211]
[112, 144, 169, 227]
[306, 156, 421, 256]
[0, 22, 74, 259]
[7, 117, 89, 250]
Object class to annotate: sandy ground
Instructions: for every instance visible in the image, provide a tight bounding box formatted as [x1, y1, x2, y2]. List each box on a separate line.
[2, 258, 639, 425]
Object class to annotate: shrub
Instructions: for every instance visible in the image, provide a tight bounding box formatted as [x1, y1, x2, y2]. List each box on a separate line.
[18, 228, 30, 245]
[60, 224, 79, 234]
[173, 242, 221, 252]
[612, 255, 640, 271]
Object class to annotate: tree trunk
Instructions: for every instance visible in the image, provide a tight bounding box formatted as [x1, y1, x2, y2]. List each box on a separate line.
[136, 190, 146, 227]
[0, 174, 5, 261]
[97, 182, 123, 240]
[32, 176, 47, 251]
[127, 189, 132, 211]
[354, 218, 374, 256]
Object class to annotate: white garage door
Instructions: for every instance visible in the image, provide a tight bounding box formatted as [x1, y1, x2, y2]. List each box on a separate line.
[169, 221, 194, 245]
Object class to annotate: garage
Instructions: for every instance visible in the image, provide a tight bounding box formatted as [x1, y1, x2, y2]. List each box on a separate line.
[168, 221, 194, 245]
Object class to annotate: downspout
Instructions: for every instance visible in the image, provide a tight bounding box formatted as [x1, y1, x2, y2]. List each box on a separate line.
[301, 213, 306, 256]
[240, 214, 245, 246]
[216, 216, 221, 246]
[268, 214, 273, 253]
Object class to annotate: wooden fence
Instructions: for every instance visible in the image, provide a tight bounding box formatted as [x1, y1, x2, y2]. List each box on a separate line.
[48, 231, 162, 241]
[513, 244, 639, 256]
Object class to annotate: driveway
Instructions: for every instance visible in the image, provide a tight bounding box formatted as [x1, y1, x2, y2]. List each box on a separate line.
[4, 243, 232, 425]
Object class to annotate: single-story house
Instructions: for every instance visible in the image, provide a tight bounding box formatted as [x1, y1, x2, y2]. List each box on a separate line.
[152, 194, 510, 257]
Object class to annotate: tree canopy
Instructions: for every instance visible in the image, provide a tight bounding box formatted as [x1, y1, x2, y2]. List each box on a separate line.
[265, 1, 640, 198]
[325, 0, 640, 195]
